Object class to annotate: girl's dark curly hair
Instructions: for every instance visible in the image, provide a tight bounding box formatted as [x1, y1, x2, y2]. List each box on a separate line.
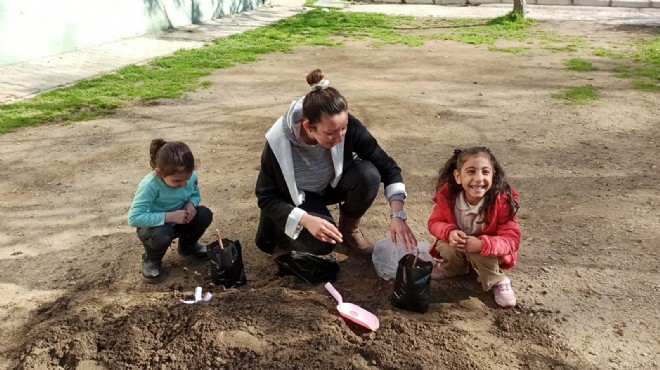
[435, 147, 518, 225]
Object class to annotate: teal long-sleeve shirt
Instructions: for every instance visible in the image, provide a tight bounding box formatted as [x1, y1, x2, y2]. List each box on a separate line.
[128, 171, 201, 228]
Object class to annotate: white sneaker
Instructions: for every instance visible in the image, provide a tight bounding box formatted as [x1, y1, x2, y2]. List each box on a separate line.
[431, 259, 446, 279]
[493, 278, 517, 308]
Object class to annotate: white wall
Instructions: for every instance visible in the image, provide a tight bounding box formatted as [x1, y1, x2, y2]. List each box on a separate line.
[0, 0, 265, 66]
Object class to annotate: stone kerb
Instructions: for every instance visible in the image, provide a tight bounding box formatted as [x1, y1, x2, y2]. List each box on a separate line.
[369, 0, 656, 6]
[610, 0, 654, 6]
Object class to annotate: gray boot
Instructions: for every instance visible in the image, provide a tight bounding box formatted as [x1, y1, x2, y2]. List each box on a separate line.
[142, 256, 162, 283]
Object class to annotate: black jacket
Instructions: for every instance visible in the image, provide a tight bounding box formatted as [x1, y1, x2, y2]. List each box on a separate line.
[255, 114, 403, 237]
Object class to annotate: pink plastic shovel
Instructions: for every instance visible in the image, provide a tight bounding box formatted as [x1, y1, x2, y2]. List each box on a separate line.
[324, 282, 380, 331]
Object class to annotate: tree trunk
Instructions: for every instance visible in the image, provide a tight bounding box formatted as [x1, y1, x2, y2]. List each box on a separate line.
[513, 0, 526, 14]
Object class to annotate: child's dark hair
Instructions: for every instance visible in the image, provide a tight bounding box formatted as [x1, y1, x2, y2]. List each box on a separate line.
[149, 139, 196, 177]
[302, 69, 348, 127]
[435, 147, 518, 224]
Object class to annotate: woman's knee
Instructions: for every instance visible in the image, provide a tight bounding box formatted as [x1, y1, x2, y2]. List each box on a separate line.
[351, 160, 381, 188]
[338, 161, 381, 212]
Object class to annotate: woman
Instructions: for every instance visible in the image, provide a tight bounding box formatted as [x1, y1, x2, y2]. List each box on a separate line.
[255, 69, 417, 256]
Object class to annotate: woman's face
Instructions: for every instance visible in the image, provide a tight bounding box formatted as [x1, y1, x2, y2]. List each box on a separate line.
[304, 111, 348, 149]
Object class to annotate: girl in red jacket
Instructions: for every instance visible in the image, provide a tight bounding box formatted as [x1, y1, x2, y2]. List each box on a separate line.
[428, 147, 521, 308]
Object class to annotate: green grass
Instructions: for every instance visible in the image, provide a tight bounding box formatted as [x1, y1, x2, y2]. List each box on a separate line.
[565, 58, 598, 72]
[487, 11, 535, 30]
[543, 45, 578, 53]
[0, 9, 544, 133]
[539, 33, 587, 54]
[628, 37, 660, 91]
[488, 46, 529, 54]
[633, 80, 660, 92]
[2, 9, 657, 133]
[631, 36, 660, 66]
[593, 36, 660, 92]
[552, 85, 599, 104]
[593, 47, 625, 59]
[428, 13, 536, 46]
[0, 10, 417, 133]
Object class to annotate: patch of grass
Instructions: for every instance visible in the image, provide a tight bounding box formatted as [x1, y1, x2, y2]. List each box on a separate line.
[0, 10, 420, 133]
[627, 37, 660, 91]
[635, 67, 660, 80]
[552, 85, 599, 104]
[633, 80, 660, 92]
[593, 47, 626, 59]
[539, 33, 587, 54]
[567, 38, 588, 48]
[540, 33, 565, 44]
[613, 65, 632, 78]
[605, 37, 660, 92]
[429, 15, 536, 46]
[543, 45, 578, 53]
[488, 46, 529, 54]
[631, 36, 660, 66]
[487, 11, 535, 30]
[565, 58, 598, 72]
[0, 9, 549, 133]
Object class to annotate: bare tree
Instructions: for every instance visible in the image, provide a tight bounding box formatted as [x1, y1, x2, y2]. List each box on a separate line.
[513, 0, 526, 14]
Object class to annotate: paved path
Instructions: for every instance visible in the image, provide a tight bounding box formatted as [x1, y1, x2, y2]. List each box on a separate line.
[343, 3, 660, 24]
[1, 0, 659, 105]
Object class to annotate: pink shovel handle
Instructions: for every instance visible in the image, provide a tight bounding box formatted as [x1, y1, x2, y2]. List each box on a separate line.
[324, 282, 343, 305]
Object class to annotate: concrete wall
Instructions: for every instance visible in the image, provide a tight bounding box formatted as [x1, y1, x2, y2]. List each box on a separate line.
[0, 0, 266, 66]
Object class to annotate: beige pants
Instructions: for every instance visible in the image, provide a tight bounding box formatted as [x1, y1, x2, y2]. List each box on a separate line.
[435, 241, 506, 291]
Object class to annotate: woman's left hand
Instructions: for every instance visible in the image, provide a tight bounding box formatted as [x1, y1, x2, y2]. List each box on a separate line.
[390, 218, 418, 252]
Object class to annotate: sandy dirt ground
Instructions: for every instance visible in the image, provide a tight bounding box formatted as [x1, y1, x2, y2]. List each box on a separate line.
[0, 19, 658, 370]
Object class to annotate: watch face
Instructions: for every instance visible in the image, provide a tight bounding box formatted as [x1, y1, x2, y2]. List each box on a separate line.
[393, 211, 407, 220]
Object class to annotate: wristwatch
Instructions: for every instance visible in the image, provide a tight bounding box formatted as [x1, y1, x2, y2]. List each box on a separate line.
[390, 210, 407, 221]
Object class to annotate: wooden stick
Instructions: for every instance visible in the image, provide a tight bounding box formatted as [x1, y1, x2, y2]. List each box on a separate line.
[215, 229, 224, 250]
[412, 248, 419, 267]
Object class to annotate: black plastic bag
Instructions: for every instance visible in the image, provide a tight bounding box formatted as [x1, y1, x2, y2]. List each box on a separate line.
[391, 253, 433, 313]
[275, 251, 339, 285]
[207, 238, 247, 288]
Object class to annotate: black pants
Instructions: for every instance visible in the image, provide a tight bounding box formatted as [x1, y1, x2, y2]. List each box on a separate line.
[137, 206, 213, 261]
[256, 160, 380, 256]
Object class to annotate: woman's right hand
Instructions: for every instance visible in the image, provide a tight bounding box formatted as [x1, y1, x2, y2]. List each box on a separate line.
[300, 214, 343, 244]
[165, 210, 189, 224]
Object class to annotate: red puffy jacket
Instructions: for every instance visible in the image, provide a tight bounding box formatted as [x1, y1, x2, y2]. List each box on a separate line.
[427, 183, 521, 270]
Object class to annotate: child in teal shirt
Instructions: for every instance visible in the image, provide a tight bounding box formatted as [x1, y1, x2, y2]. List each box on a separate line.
[128, 139, 213, 283]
